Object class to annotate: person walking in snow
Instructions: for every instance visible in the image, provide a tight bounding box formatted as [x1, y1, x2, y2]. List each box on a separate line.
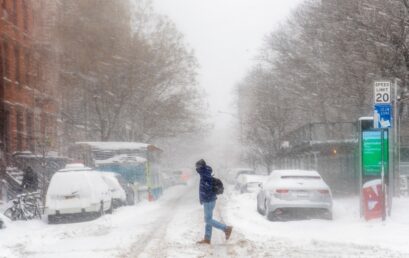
[21, 166, 38, 192]
[195, 159, 232, 244]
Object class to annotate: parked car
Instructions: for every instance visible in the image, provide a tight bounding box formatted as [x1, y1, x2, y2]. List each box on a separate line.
[235, 174, 267, 193]
[45, 164, 112, 223]
[170, 170, 185, 185]
[58, 163, 93, 172]
[162, 169, 192, 188]
[257, 170, 333, 221]
[113, 173, 135, 205]
[100, 172, 127, 208]
[399, 162, 409, 196]
[226, 168, 255, 184]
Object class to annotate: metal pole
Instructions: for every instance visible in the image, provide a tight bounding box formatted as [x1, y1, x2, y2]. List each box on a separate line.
[359, 128, 363, 218]
[381, 129, 386, 221]
[393, 79, 398, 199]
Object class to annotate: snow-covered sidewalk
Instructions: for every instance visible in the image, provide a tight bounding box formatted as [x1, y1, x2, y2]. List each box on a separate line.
[221, 186, 409, 258]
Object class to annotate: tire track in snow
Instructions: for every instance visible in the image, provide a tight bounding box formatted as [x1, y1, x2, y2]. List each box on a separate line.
[119, 182, 204, 258]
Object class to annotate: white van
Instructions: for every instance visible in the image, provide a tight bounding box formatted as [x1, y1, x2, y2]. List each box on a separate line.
[45, 165, 112, 223]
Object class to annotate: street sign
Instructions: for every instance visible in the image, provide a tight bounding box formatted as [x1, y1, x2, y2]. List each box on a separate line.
[374, 81, 391, 104]
[362, 130, 389, 176]
[374, 104, 392, 128]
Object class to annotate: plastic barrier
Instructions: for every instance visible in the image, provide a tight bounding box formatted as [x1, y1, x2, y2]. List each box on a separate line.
[362, 179, 384, 221]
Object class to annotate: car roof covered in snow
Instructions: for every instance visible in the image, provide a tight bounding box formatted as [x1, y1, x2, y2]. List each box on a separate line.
[94, 154, 147, 165]
[240, 174, 267, 183]
[270, 169, 321, 177]
[231, 167, 253, 172]
[265, 170, 329, 190]
[47, 170, 108, 197]
[58, 163, 92, 172]
[76, 142, 161, 152]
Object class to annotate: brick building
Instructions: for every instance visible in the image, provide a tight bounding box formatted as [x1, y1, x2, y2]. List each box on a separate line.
[0, 0, 58, 168]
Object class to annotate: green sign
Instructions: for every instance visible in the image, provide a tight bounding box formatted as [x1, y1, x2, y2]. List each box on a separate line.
[362, 130, 389, 176]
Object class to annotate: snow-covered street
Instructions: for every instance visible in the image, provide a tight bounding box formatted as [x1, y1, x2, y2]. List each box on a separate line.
[1, 180, 409, 258]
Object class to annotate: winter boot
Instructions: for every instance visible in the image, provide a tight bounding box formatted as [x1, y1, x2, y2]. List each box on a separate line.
[196, 239, 211, 244]
[225, 226, 233, 240]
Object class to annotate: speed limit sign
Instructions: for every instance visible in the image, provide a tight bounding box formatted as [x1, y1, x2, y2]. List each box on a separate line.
[374, 81, 391, 104]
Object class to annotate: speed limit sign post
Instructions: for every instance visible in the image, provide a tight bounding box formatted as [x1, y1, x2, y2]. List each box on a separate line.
[372, 80, 396, 218]
[374, 81, 392, 129]
[374, 81, 391, 104]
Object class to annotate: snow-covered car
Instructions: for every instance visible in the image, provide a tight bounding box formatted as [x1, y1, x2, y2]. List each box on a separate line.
[113, 173, 135, 205]
[59, 163, 93, 172]
[100, 172, 127, 208]
[257, 170, 333, 221]
[45, 165, 112, 223]
[226, 168, 255, 184]
[169, 170, 185, 185]
[235, 174, 267, 193]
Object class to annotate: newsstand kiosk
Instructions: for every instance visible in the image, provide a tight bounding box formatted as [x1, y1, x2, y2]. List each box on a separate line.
[359, 117, 389, 221]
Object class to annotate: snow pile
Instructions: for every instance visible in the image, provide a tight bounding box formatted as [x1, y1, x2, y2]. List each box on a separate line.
[94, 154, 146, 166]
[76, 142, 149, 151]
[221, 185, 409, 257]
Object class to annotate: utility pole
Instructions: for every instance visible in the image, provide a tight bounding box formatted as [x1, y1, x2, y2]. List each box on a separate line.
[393, 78, 400, 199]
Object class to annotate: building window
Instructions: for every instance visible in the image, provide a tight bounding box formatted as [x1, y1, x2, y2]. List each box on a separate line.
[23, 0, 28, 31]
[16, 110, 24, 151]
[3, 109, 10, 154]
[25, 50, 29, 85]
[14, 45, 19, 84]
[3, 41, 9, 79]
[2, 0, 8, 20]
[26, 112, 34, 152]
[12, 0, 16, 24]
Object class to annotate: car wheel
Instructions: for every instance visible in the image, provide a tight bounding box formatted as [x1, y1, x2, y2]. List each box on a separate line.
[107, 200, 113, 214]
[260, 200, 266, 216]
[128, 192, 135, 205]
[257, 199, 262, 214]
[99, 201, 104, 217]
[48, 215, 55, 224]
[322, 211, 333, 220]
[265, 201, 272, 221]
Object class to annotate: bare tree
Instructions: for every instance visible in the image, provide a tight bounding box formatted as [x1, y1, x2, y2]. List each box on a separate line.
[54, 0, 203, 148]
[237, 0, 409, 171]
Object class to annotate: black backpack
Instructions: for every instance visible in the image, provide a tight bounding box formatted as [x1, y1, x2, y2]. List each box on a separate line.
[212, 177, 224, 195]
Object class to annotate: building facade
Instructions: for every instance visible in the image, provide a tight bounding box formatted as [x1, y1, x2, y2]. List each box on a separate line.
[0, 0, 58, 168]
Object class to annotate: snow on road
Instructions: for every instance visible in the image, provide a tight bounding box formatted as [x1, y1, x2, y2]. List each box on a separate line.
[0, 181, 239, 258]
[1, 180, 409, 258]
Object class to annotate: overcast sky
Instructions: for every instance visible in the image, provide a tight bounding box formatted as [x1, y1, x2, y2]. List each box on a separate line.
[152, 0, 302, 166]
[153, 0, 302, 116]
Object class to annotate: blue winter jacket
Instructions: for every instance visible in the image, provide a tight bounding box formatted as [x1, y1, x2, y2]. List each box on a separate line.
[197, 165, 217, 204]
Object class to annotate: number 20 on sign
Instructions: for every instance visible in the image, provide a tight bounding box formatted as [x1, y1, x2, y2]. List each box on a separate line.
[374, 81, 391, 104]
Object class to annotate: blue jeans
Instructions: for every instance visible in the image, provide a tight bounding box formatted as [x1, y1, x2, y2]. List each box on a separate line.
[203, 200, 227, 240]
